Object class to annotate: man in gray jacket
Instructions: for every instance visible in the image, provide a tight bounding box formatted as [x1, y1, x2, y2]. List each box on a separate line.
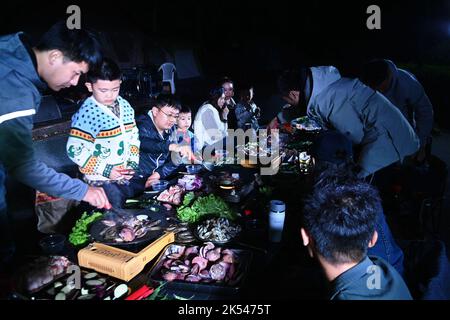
[278, 67, 420, 178]
[0, 22, 111, 269]
[361, 59, 434, 163]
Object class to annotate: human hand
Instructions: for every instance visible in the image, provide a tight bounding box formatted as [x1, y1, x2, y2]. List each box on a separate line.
[109, 167, 135, 180]
[118, 168, 135, 180]
[222, 106, 229, 119]
[170, 144, 193, 160]
[145, 172, 161, 189]
[83, 186, 111, 209]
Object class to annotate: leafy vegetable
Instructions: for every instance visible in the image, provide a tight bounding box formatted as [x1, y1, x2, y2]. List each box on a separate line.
[182, 192, 195, 206]
[176, 193, 237, 223]
[259, 186, 273, 197]
[68, 211, 103, 246]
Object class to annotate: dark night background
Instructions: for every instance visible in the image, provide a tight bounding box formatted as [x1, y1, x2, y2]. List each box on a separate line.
[2, 1, 450, 300]
[2, 0, 450, 126]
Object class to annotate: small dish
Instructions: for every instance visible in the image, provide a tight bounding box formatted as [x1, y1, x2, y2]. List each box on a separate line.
[186, 164, 202, 174]
[150, 180, 169, 191]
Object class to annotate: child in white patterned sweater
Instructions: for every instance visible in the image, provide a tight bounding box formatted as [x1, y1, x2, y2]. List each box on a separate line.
[66, 58, 140, 186]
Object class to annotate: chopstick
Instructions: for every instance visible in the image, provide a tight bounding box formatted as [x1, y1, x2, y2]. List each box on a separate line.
[125, 285, 154, 300]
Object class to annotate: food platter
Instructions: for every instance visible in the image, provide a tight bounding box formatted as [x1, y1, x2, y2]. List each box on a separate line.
[193, 216, 242, 245]
[291, 116, 322, 132]
[89, 209, 169, 248]
[149, 243, 252, 294]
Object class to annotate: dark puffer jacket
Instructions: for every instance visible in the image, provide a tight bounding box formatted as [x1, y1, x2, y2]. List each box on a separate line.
[136, 112, 178, 179]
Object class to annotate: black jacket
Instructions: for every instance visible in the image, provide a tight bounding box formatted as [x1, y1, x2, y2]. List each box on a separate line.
[136, 113, 178, 179]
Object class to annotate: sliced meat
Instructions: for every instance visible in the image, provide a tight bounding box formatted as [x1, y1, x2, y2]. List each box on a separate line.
[221, 249, 237, 263]
[198, 269, 211, 279]
[204, 242, 215, 251]
[119, 227, 135, 242]
[185, 275, 202, 283]
[209, 263, 226, 281]
[206, 248, 222, 262]
[162, 271, 178, 282]
[162, 259, 174, 269]
[192, 256, 208, 271]
[175, 273, 187, 281]
[200, 242, 215, 258]
[190, 263, 200, 275]
[184, 246, 199, 257]
[221, 254, 235, 264]
[186, 275, 201, 282]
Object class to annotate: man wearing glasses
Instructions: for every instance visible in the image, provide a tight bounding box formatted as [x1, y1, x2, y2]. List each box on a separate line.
[102, 94, 193, 208]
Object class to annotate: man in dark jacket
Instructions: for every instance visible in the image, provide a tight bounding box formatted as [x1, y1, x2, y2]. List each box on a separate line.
[278, 67, 419, 178]
[301, 178, 412, 300]
[103, 94, 193, 208]
[361, 59, 434, 163]
[0, 22, 111, 269]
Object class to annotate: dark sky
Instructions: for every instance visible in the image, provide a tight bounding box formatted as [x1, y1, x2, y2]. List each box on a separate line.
[1, 0, 450, 76]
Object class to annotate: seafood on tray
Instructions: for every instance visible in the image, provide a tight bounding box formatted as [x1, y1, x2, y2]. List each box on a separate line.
[98, 215, 162, 243]
[157, 185, 185, 205]
[195, 217, 242, 243]
[154, 242, 245, 285]
[165, 222, 196, 243]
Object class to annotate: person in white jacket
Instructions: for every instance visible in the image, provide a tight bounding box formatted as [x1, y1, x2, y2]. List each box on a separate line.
[193, 87, 229, 151]
[277, 67, 420, 178]
[361, 59, 434, 163]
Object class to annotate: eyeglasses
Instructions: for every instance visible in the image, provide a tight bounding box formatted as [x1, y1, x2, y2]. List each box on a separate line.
[158, 108, 179, 120]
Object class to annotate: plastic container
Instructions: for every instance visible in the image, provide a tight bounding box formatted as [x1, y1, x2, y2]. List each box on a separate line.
[268, 200, 286, 243]
[186, 164, 202, 174]
[39, 234, 66, 255]
[150, 180, 169, 191]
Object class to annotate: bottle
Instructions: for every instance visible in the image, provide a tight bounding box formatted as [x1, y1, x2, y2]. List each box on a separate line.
[299, 152, 311, 174]
[268, 200, 286, 242]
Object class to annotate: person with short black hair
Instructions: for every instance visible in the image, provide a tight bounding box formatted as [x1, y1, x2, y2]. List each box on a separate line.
[361, 59, 434, 163]
[102, 94, 193, 207]
[235, 84, 260, 131]
[66, 58, 140, 187]
[301, 179, 412, 300]
[278, 66, 420, 178]
[221, 77, 236, 108]
[311, 135, 406, 276]
[221, 77, 238, 129]
[0, 22, 109, 269]
[176, 105, 196, 153]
